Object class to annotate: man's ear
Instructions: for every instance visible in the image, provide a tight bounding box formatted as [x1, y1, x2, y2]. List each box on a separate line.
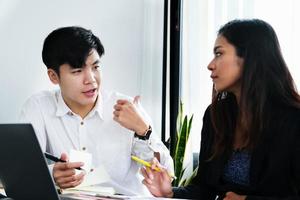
[47, 69, 60, 84]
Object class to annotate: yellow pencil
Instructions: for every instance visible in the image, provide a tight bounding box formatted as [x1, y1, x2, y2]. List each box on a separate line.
[131, 155, 176, 179]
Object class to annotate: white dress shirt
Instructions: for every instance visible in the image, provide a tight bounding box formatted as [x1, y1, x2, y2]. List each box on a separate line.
[20, 90, 173, 195]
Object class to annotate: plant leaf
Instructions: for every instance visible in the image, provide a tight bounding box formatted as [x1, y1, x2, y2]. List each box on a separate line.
[186, 114, 194, 141]
[174, 116, 188, 185]
[183, 166, 198, 186]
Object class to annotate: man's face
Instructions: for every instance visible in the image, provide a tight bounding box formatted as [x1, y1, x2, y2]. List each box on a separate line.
[50, 49, 101, 113]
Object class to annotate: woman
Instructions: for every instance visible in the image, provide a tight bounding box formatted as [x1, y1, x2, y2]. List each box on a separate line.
[141, 19, 300, 199]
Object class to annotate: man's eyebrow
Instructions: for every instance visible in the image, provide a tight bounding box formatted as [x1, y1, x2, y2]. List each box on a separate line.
[92, 60, 100, 65]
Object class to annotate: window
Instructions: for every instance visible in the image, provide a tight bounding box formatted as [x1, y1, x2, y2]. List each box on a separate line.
[181, 0, 300, 154]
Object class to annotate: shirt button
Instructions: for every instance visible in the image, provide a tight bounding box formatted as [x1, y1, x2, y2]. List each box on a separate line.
[80, 121, 84, 125]
[67, 111, 73, 116]
[82, 147, 86, 151]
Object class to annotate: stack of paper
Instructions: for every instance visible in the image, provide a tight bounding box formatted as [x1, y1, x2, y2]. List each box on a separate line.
[63, 150, 116, 196]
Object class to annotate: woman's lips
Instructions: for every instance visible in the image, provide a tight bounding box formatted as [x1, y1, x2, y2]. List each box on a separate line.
[211, 75, 218, 80]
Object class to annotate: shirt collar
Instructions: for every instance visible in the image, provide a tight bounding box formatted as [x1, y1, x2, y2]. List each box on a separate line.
[56, 91, 71, 117]
[55, 90, 104, 120]
[88, 91, 104, 119]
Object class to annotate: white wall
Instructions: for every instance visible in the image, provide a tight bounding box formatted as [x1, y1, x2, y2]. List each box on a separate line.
[0, 0, 164, 137]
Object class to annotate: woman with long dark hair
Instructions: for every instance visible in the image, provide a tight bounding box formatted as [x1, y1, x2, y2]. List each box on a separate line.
[141, 19, 300, 199]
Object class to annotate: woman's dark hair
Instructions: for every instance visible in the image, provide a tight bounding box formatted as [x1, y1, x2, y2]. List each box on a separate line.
[210, 19, 300, 158]
[42, 26, 104, 75]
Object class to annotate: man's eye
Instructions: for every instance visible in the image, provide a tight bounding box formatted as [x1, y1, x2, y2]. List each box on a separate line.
[94, 65, 100, 70]
[72, 69, 82, 74]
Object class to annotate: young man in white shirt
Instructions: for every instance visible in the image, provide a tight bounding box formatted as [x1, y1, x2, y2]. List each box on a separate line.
[20, 26, 173, 195]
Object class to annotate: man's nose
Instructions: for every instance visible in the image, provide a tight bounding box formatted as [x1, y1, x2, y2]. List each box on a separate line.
[84, 69, 96, 84]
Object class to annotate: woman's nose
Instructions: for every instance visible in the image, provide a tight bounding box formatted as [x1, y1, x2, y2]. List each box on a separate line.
[207, 60, 215, 71]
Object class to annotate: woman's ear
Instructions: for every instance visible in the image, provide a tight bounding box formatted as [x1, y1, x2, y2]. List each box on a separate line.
[47, 69, 60, 84]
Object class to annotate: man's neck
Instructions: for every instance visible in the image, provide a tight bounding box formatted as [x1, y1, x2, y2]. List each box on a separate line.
[72, 104, 95, 119]
[62, 97, 99, 119]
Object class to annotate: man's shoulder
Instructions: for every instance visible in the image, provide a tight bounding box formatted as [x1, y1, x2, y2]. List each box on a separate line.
[23, 90, 58, 108]
[28, 90, 56, 99]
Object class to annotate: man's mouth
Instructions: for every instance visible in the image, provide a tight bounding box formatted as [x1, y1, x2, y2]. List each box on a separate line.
[82, 88, 97, 97]
[83, 88, 97, 93]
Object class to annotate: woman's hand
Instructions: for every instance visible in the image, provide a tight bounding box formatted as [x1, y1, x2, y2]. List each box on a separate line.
[223, 191, 247, 200]
[140, 158, 174, 197]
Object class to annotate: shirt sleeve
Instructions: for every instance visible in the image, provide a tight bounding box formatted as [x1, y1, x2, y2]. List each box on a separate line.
[131, 102, 174, 174]
[19, 96, 48, 152]
[19, 95, 57, 178]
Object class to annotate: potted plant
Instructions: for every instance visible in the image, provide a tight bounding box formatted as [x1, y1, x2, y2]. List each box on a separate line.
[171, 101, 197, 186]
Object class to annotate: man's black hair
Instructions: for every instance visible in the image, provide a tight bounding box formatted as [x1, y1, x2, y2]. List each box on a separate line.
[42, 26, 104, 74]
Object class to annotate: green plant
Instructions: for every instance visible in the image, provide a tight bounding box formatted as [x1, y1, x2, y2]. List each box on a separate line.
[171, 101, 195, 186]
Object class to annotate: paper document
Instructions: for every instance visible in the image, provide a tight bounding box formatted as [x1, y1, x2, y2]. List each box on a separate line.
[64, 184, 115, 196]
[65, 149, 115, 195]
[69, 149, 92, 172]
[78, 165, 111, 187]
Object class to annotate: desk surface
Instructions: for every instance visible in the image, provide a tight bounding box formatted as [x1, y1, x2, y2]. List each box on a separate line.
[1, 186, 189, 200]
[63, 193, 188, 200]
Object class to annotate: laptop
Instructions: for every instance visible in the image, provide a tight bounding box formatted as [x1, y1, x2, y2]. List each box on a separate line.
[0, 124, 77, 200]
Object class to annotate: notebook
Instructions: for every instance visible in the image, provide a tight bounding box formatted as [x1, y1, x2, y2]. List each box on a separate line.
[0, 123, 77, 200]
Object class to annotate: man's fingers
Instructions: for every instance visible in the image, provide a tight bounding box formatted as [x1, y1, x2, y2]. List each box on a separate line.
[57, 172, 85, 189]
[59, 179, 82, 189]
[54, 161, 84, 170]
[116, 99, 129, 105]
[133, 95, 140, 104]
[60, 153, 68, 162]
[53, 162, 84, 179]
[53, 168, 76, 179]
[64, 162, 84, 169]
[113, 110, 120, 117]
[113, 104, 122, 111]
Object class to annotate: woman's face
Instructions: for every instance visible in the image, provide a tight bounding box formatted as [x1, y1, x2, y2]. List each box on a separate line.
[207, 35, 243, 95]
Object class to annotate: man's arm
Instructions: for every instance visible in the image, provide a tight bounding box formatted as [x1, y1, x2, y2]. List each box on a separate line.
[19, 96, 48, 151]
[19, 95, 85, 189]
[113, 95, 174, 173]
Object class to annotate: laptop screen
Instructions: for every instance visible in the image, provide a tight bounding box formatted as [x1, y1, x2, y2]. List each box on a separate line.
[0, 124, 60, 200]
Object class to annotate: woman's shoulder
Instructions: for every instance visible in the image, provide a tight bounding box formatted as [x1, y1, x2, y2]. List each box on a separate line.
[268, 104, 300, 133]
[273, 103, 300, 118]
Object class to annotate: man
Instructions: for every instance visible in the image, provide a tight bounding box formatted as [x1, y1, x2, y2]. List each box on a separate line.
[20, 26, 173, 195]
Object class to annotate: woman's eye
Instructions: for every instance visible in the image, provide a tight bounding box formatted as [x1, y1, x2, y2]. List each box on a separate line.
[215, 52, 222, 57]
[94, 65, 100, 70]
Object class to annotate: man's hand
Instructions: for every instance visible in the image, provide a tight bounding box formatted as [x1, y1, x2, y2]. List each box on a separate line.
[113, 96, 149, 135]
[223, 192, 247, 200]
[53, 153, 85, 189]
